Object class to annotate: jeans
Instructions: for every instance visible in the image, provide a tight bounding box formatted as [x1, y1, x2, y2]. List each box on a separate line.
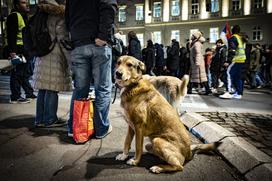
[229, 63, 245, 95]
[68, 44, 112, 137]
[35, 89, 58, 126]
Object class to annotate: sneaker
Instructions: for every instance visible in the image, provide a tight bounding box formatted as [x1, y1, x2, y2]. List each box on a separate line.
[45, 120, 65, 128]
[233, 94, 242, 99]
[96, 125, 112, 139]
[9, 97, 31, 104]
[218, 81, 224, 88]
[26, 94, 37, 100]
[219, 92, 233, 99]
[67, 133, 73, 137]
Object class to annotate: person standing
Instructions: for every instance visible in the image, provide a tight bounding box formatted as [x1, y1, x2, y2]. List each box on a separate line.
[167, 39, 180, 77]
[154, 43, 165, 76]
[127, 31, 142, 60]
[65, 0, 117, 138]
[188, 31, 211, 95]
[6, 0, 36, 103]
[32, 0, 72, 127]
[220, 25, 247, 99]
[248, 43, 262, 88]
[142, 39, 155, 75]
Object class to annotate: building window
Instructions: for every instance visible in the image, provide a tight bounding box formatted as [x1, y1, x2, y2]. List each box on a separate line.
[210, 28, 219, 43]
[137, 33, 144, 47]
[211, 0, 219, 12]
[190, 29, 199, 38]
[29, 0, 37, 5]
[171, 30, 180, 42]
[254, 0, 263, 8]
[192, 0, 199, 14]
[171, 0, 180, 16]
[232, 0, 240, 11]
[253, 26, 263, 41]
[136, 5, 144, 21]
[118, 6, 126, 22]
[153, 2, 162, 17]
[152, 31, 161, 44]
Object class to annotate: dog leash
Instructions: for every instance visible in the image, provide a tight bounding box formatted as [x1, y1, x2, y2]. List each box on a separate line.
[111, 84, 118, 104]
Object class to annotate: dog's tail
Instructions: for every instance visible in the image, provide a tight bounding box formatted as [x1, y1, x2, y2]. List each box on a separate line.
[179, 74, 190, 97]
[190, 142, 222, 157]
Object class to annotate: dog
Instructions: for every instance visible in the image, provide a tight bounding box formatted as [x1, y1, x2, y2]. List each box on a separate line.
[115, 55, 220, 173]
[142, 74, 189, 115]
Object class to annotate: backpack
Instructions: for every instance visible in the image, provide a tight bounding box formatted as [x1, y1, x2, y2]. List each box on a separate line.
[112, 37, 123, 56]
[23, 8, 56, 57]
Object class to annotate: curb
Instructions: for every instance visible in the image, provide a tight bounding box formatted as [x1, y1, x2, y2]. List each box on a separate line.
[181, 112, 272, 181]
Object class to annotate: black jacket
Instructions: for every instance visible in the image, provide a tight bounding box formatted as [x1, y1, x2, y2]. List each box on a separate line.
[128, 38, 142, 60]
[65, 0, 117, 45]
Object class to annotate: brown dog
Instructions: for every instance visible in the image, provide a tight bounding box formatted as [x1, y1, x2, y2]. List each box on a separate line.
[142, 74, 189, 114]
[115, 56, 219, 173]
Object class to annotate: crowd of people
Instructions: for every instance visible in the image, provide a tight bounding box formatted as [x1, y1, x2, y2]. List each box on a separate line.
[3, 0, 272, 139]
[113, 27, 272, 99]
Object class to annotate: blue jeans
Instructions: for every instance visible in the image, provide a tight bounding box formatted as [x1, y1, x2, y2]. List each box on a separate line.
[229, 63, 245, 95]
[35, 89, 58, 126]
[68, 44, 112, 137]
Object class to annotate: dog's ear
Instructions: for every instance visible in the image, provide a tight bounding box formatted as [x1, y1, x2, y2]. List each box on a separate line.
[138, 61, 146, 73]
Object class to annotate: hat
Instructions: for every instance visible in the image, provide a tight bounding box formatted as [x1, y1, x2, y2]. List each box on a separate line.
[192, 31, 202, 39]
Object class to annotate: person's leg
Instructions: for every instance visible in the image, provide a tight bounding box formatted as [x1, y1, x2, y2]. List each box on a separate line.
[250, 71, 257, 88]
[44, 90, 59, 126]
[21, 75, 35, 98]
[10, 70, 22, 101]
[68, 45, 92, 134]
[35, 89, 45, 125]
[226, 63, 234, 92]
[92, 44, 112, 138]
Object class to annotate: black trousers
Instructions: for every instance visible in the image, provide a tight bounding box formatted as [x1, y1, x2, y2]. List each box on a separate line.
[10, 63, 34, 100]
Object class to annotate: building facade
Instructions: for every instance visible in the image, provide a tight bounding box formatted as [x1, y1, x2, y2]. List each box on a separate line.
[116, 0, 272, 49]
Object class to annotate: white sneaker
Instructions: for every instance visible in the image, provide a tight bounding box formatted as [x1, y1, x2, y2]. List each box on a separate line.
[218, 81, 224, 88]
[233, 94, 242, 99]
[219, 92, 233, 99]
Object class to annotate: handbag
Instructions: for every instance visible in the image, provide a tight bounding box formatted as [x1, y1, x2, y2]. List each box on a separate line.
[73, 98, 95, 143]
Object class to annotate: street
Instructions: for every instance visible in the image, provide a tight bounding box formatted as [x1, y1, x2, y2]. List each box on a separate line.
[0, 74, 271, 180]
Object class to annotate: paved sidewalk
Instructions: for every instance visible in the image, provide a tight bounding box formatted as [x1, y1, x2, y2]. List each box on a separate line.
[181, 112, 272, 181]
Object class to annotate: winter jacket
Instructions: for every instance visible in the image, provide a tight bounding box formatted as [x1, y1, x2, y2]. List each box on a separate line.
[33, 0, 72, 92]
[167, 42, 180, 71]
[155, 44, 165, 67]
[65, 0, 117, 45]
[189, 37, 207, 83]
[210, 45, 227, 74]
[249, 47, 261, 72]
[128, 38, 142, 60]
[142, 46, 155, 69]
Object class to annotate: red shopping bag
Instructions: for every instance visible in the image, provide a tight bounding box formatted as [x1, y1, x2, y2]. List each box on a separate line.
[73, 99, 94, 143]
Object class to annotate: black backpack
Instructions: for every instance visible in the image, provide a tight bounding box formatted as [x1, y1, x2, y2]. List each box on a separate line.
[24, 8, 56, 57]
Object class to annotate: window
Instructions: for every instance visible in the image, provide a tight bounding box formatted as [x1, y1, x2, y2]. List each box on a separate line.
[192, 0, 199, 14]
[190, 29, 199, 38]
[254, 0, 263, 8]
[211, 0, 219, 12]
[209, 28, 219, 43]
[152, 31, 161, 44]
[253, 26, 263, 41]
[171, 30, 180, 42]
[136, 5, 144, 21]
[137, 33, 144, 47]
[171, 0, 180, 16]
[118, 6, 126, 22]
[153, 2, 162, 17]
[232, 0, 240, 11]
[29, 0, 37, 5]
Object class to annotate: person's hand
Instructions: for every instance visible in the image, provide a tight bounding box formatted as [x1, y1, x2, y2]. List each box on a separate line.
[10, 53, 16, 59]
[95, 38, 107, 47]
[223, 63, 229, 67]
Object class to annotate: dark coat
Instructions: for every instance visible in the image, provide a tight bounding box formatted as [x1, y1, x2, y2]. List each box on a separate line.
[167, 42, 180, 71]
[210, 45, 227, 74]
[128, 38, 142, 60]
[155, 44, 165, 67]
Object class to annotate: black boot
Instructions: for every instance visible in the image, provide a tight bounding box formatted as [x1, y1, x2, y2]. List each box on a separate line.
[203, 82, 212, 95]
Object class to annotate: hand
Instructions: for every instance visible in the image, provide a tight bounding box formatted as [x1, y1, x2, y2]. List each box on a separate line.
[10, 53, 16, 59]
[95, 38, 107, 47]
[223, 63, 229, 67]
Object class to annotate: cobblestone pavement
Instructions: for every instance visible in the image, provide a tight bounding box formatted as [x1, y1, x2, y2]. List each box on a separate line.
[198, 112, 272, 157]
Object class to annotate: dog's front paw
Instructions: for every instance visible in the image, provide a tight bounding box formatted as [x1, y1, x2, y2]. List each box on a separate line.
[126, 158, 138, 166]
[115, 153, 129, 161]
[150, 166, 163, 174]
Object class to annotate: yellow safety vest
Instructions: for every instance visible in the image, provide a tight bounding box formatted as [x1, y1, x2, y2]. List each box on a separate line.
[231, 34, 246, 63]
[4, 11, 25, 46]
